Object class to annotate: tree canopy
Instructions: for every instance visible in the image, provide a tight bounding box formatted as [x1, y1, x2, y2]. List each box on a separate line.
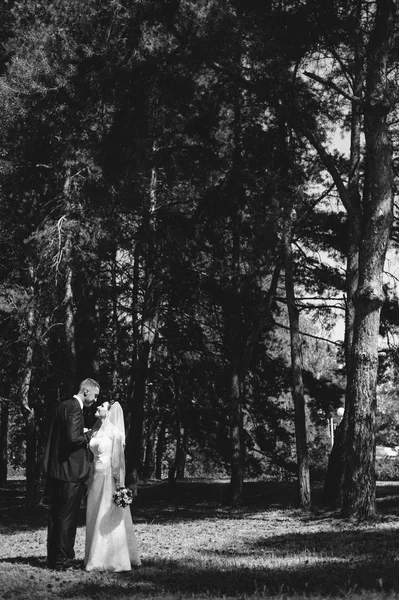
[1, 0, 399, 518]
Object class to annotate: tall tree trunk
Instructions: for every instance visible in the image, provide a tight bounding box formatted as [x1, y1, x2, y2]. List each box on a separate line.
[62, 171, 77, 394]
[283, 209, 311, 510]
[143, 420, 156, 480]
[155, 420, 166, 479]
[167, 424, 179, 484]
[168, 423, 188, 482]
[111, 247, 120, 394]
[91, 259, 102, 380]
[176, 426, 188, 480]
[228, 52, 245, 504]
[168, 350, 185, 483]
[126, 338, 154, 489]
[126, 164, 159, 493]
[323, 2, 364, 508]
[241, 260, 282, 373]
[0, 398, 9, 484]
[229, 369, 244, 503]
[64, 238, 76, 395]
[20, 269, 41, 508]
[236, 259, 281, 502]
[342, 0, 396, 519]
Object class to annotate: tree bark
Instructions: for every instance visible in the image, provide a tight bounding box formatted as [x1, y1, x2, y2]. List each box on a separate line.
[342, 0, 396, 519]
[323, 1, 364, 508]
[125, 165, 159, 492]
[283, 208, 311, 510]
[229, 369, 244, 503]
[155, 420, 166, 479]
[176, 426, 188, 480]
[227, 59, 245, 504]
[111, 247, 120, 394]
[63, 237, 77, 395]
[20, 269, 42, 508]
[0, 398, 9, 484]
[143, 418, 157, 480]
[91, 259, 102, 380]
[62, 171, 77, 394]
[169, 421, 187, 482]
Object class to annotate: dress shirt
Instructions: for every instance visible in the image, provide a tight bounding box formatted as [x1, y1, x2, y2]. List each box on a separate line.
[73, 394, 84, 411]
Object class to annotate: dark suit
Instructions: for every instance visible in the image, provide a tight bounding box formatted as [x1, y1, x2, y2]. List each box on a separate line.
[43, 396, 92, 569]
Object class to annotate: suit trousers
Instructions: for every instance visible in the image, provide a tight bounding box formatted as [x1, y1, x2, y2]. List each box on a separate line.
[47, 478, 86, 569]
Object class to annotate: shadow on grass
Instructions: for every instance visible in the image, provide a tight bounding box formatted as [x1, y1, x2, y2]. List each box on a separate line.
[0, 479, 312, 534]
[48, 527, 399, 597]
[2, 478, 399, 532]
[376, 483, 399, 515]
[1, 555, 48, 568]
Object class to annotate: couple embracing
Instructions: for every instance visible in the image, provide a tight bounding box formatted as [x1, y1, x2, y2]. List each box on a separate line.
[43, 378, 141, 572]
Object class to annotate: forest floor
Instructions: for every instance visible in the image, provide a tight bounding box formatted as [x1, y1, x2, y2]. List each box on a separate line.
[2, 478, 399, 600]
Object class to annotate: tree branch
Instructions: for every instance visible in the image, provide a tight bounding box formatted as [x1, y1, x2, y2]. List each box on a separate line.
[275, 320, 343, 347]
[304, 71, 362, 104]
[301, 128, 353, 215]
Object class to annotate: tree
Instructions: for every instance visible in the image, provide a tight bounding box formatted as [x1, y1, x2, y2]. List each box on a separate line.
[341, 0, 397, 518]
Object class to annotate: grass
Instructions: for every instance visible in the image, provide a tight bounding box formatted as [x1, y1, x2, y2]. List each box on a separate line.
[2, 478, 399, 599]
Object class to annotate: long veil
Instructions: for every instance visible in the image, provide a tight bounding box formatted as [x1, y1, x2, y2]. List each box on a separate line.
[101, 402, 126, 488]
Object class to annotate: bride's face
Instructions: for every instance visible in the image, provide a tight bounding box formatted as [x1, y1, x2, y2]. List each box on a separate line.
[95, 401, 110, 420]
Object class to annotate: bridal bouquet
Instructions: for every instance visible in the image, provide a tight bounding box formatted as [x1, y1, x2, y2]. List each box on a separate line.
[113, 487, 133, 508]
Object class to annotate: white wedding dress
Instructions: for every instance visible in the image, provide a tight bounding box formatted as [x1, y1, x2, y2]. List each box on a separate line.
[84, 414, 141, 572]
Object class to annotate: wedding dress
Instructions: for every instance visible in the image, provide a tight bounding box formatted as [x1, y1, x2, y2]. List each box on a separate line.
[84, 402, 141, 571]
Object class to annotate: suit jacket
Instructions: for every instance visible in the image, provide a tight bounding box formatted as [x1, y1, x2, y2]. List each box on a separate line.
[43, 397, 92, 482]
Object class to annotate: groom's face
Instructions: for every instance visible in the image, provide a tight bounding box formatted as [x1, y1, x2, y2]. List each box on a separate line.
[83, 386, 100, 407]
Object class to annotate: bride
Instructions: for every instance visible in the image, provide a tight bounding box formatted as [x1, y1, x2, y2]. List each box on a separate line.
[84, 401, 141, 571]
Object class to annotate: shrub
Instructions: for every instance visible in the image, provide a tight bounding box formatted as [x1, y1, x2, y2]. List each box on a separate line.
[375, 457, 399, 481]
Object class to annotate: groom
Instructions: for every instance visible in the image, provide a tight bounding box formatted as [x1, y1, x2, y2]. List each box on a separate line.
[43, 378, 100, 570]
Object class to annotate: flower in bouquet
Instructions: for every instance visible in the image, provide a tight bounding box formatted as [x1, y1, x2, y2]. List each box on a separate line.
[113, 486, 133, 508]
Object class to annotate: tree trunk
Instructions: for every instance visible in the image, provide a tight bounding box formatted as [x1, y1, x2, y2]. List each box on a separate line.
[0, 398, 9, 484]
[91, 259, 102, 380]
[229, 370, 244, 503]
[111, 247, 120, 394]
[125, 164, 159, 492]
[283, 209, 311, 510]
[20, 275, 41, 508]
[143, 416, 157, 480]
[64, 239, 77, 395]
[342, 0, 396, 519]
[227, 64, 245, 504]
[60, 170, 77, 393]
[126, 341, 152, 489]
[155, 420, 166, 479]
[323, 2, 364, 507]
[176, 426, 188, 480]
[241, 260, 282, 373]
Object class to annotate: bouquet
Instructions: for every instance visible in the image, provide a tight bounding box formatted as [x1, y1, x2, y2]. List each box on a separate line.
[113, 486, 133, 508]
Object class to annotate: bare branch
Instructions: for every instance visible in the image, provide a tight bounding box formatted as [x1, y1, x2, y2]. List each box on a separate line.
[275, 320, 343, 347]
[297, 182, 336, 224]
[304, 71, 362, 105]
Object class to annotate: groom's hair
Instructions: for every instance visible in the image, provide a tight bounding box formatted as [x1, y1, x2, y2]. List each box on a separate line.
[79, 378, 100, 392]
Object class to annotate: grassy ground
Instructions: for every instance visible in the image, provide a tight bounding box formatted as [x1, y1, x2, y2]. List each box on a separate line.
[2, 478, 399, 599]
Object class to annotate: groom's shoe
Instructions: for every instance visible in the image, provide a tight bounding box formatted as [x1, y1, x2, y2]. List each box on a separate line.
[55, 564, 78, 572]
[53, 559, 78, 571]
